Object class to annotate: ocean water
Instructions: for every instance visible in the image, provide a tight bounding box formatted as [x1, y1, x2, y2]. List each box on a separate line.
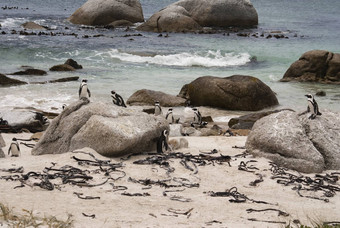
[0, 0, 339, 116]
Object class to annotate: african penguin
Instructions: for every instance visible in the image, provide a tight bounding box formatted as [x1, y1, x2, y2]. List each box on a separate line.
[154, 101, 163, 116]
[157, 130, 169, 153]
[8, 138, 20, 157]
[192, 107, 202, 124]
[165, 108, 174, 124]
[79, 79, 91, 99]
[111, 90, 127, 107]
[305, 94, 322, 119]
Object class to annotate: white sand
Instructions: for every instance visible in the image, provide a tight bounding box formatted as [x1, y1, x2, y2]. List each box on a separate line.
[1, 132, 339, 227]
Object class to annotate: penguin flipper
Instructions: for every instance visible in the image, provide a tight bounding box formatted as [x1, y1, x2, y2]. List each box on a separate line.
[88, 89, 91, 97]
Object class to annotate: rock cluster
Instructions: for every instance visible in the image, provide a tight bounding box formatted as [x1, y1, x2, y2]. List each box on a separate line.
[32, 98, 169, 157]
[246, 110, 340, 173]
[127, 89, 186, 107]
[137, 0, 258, 32]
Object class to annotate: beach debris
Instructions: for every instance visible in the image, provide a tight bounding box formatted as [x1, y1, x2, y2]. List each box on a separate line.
[167, 208, 193, 218]
[246, 208, 289, 217]
[247, 218, 286, 225]
[206, 186, 273, 205]
[205, 220, 222, 225]
[82, 213, 95, 219]
[270, 162, 340, 202]
[121, 192, 150, 197]
[73, 192, 100, 200]
[238, 160, 259, 172]
[249, 173, 263, 186]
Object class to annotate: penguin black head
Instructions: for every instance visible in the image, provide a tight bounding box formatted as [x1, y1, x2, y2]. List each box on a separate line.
[12, 138, 17, 141]
[111, 90, 116, 95]
[168, 108, 173, 112]
[305, 94, 313, 99]
[82, 79, 88, 83]
[155, 101, 160, 105]
[192, 108, 198, 111]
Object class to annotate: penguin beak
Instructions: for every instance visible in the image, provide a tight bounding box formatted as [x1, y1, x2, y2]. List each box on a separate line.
[304, 95, 308, 97]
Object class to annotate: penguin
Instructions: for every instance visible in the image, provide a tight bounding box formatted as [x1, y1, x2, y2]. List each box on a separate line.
[165, 108, 174, 124]
[111, 90, 127, 107]
[79, 79, 91, 99]
[305, 94, 322, 119]
[157, 130, 169, 153]
[154, 101, 163, 116]
[8, 138, 20, 157]
[192, 108, 202, 124]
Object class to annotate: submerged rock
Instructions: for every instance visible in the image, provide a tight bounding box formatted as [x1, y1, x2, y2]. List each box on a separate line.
[179, 75, 278, 111]
[246, 110, 340, 173]
[281, 50, 340, 84]
[68, 0, 144, 26]
[32, 98, 169, 157]
[9, 68, 47, 76]
[49, 64, 75, 72]
[127, 89, 186, 107]
[21, 22, 47, 30]
[0, 73, 27, 86]
[137, 0, 258, 32]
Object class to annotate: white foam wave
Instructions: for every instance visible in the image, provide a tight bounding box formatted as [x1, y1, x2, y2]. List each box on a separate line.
[107, 49, 251, 67]
[0, 18, 26, 28]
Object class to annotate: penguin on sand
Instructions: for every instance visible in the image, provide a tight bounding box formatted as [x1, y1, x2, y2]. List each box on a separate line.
[191, 107, 208, 128]
[305, 94, 322, 119]
[154, 101, 163, 116]
[157, 130, 169, 153]
[79, 79, 91, 99]
[165, 108, 174, 124]
[111, 90, 127, 107]
[8, 138, 20, 157]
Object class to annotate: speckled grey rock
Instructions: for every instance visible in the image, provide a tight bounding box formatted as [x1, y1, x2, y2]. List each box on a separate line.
[32, 98, 169, 157]
[0, 133, 5, 147]
[246, 110, 340, 173]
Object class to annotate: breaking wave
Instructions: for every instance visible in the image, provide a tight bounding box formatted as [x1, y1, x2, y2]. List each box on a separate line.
[107, 49, 252, 67]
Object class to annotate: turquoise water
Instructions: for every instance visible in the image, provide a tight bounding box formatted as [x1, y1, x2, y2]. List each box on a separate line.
[0, 0, 339, 113]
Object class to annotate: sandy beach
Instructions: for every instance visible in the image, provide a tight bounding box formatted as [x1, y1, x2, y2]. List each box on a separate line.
[1, 132, 339, 227]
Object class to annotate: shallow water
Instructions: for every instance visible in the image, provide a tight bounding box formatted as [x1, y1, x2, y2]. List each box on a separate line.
[0, 0, 339, 115]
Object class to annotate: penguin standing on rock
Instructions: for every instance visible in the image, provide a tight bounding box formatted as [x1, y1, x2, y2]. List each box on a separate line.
[111, 90, 127, 107]
[154, 101, 163, 116]
[8, 138, 20, 157]
[305, 94, 322, 119]
[191, 107, 208, 128]
[79, 79, 91, 99]
[165, 108, 174, 124]
[157, 130, 169, 153]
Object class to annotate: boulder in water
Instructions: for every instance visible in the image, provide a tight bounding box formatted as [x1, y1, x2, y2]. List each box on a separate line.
[21, 22, 47, 30]
[68, 0, 144, 26]
[179, 75, 278, 111]
[137, 0, 258, 32]
[0, 73, 27, 86]
[280, 50, 340, 84]
[127, 89, 186, 107]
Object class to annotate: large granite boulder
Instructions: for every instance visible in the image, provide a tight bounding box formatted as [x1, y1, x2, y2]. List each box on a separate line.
[179, 75, 278, 111]
[32, 98, 169, 157]
[280, 50, 340, 84]
[0, 109, 47, 132]
[246, 110, 340, 173]
[68, 0, 144, 26]
[0, 73, 27, 86]
[137, 0, 258, 32]
[127, 89, 186, 107]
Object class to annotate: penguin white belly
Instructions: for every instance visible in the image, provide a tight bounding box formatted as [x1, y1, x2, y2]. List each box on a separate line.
[10, 143, 20, 156]
[80, 85, 89, 98]
[308, 101, 315, 114]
